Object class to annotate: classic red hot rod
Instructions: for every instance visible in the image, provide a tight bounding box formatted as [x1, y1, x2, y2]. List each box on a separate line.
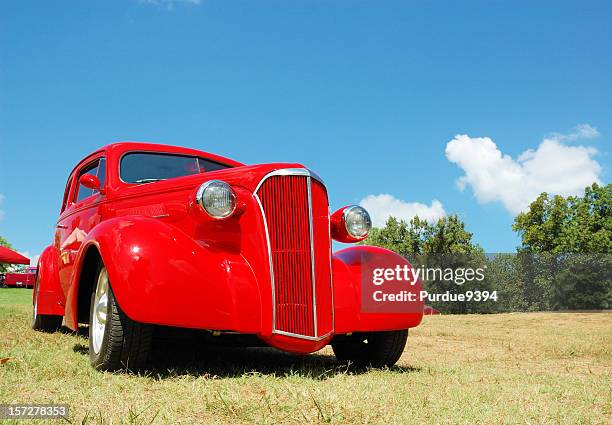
[33, 142, 423, 371]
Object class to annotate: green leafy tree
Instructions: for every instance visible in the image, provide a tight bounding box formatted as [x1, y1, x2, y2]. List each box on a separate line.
[513, 183, 611, 254]
[563, 183, 612, 253]
[364, 215, 480, 256]
[363, 216, 428, 256]
[486, 253, 527, 312]
[512, 183, 612, 310]
[0, 235, 14, 274]
[513, 194, 568, 253]
[363, 215, 496, 313]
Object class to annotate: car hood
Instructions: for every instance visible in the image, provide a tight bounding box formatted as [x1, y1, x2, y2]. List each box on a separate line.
[110, 162, 317, 198]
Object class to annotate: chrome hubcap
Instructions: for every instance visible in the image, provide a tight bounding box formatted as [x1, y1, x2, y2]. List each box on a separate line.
[92, 268, 109, 354]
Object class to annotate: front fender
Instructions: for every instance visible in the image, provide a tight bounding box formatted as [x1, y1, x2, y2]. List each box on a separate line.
[68, 216, 262, 332]
[35, 245, 65, 316]
[332, 245, 424, 334]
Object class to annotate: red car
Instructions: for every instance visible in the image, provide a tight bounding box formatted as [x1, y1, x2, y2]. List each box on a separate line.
[5, 267, 37, 288]
[33, 142, 423, 371]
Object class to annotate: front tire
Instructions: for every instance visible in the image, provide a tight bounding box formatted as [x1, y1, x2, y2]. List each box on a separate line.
[32, 274, 62, 332]
[89, 263, 153, 371]
[331, 330, 408, 368]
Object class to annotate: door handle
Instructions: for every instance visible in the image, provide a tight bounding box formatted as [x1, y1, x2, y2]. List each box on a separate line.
[56, 224, 68, 229]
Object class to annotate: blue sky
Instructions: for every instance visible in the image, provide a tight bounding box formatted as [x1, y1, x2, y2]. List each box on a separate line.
[1, 0, 610, 262]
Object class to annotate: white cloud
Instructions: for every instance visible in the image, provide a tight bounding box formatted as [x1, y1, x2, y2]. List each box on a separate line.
[445, 125, 602, 214]
[359, 194, 446, 228]
[548, 124, 600, 142]
[0, 194, 5, 221]
[138, 0, 201, 8]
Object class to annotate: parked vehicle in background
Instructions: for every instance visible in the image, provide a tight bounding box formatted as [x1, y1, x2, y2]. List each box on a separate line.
[5, 267, 37, 288]
[33, 142, 424, 371]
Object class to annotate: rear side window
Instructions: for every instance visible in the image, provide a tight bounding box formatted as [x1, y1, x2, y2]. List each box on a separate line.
[97, 158, 107, 187]
[60, 175, 74, 212]
[120, 152, 232, 184]
[75, 158, 106, 203]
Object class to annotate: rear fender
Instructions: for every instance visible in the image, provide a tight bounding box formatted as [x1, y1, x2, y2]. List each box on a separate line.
[35, 245, 65, 316]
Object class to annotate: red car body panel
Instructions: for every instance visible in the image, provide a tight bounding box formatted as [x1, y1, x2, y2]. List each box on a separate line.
[35, 142, 423, 354]
[5, 267, 37, 288]
[34, 247, 64, 316]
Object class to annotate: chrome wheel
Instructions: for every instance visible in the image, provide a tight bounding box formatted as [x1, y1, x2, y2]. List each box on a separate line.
[92, 267, 109, 354]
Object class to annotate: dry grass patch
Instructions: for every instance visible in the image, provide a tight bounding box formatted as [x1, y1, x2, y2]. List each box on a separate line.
[1, 288, 611, 424]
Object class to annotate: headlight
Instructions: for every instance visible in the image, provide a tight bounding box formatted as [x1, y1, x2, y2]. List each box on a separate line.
[343, 205, 372, 238]
[196, 180, 236, 219]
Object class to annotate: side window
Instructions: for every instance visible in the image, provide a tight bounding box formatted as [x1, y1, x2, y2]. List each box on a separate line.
[60, 175, 74, 213]
[197, 157, 231, 173]
[98, 158, 107, 188]
[74, 158, 105, 203]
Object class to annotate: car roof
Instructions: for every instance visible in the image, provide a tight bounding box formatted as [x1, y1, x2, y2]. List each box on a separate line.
[69, 141, 245, 176]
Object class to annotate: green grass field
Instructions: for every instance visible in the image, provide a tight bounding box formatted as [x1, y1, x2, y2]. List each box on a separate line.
[1, 287, 611, 424]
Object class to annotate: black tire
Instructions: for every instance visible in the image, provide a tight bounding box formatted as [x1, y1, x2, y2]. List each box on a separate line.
[89, 262, 153, 372]
[331, 330, 408, 368]
[32, 274, 63, 332]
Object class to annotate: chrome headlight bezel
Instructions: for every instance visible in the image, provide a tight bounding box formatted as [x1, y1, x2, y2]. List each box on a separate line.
[196, 180, 237, 219]
[342, 205, 372, 238]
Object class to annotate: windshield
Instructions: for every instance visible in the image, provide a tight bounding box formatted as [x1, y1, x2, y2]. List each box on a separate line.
[121, 152, 233, 184]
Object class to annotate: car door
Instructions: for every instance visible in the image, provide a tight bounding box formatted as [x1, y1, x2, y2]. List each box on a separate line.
[57, 157, 107, 297]
[56, 173, 77, 294]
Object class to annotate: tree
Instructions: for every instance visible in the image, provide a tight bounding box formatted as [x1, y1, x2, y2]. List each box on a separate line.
[486, 253, 529, 311]
[512, 194, 568, 254]
[362, 216, 430, 256]
[0, 235, 15, 274]
[363, 215, 496, 313]
[513, 183, 611, 254]
[363, 215, 481, 256]
[512, 183, 612, 310]
[422, 215, 482, 255]
[563, 183, 612, 253]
